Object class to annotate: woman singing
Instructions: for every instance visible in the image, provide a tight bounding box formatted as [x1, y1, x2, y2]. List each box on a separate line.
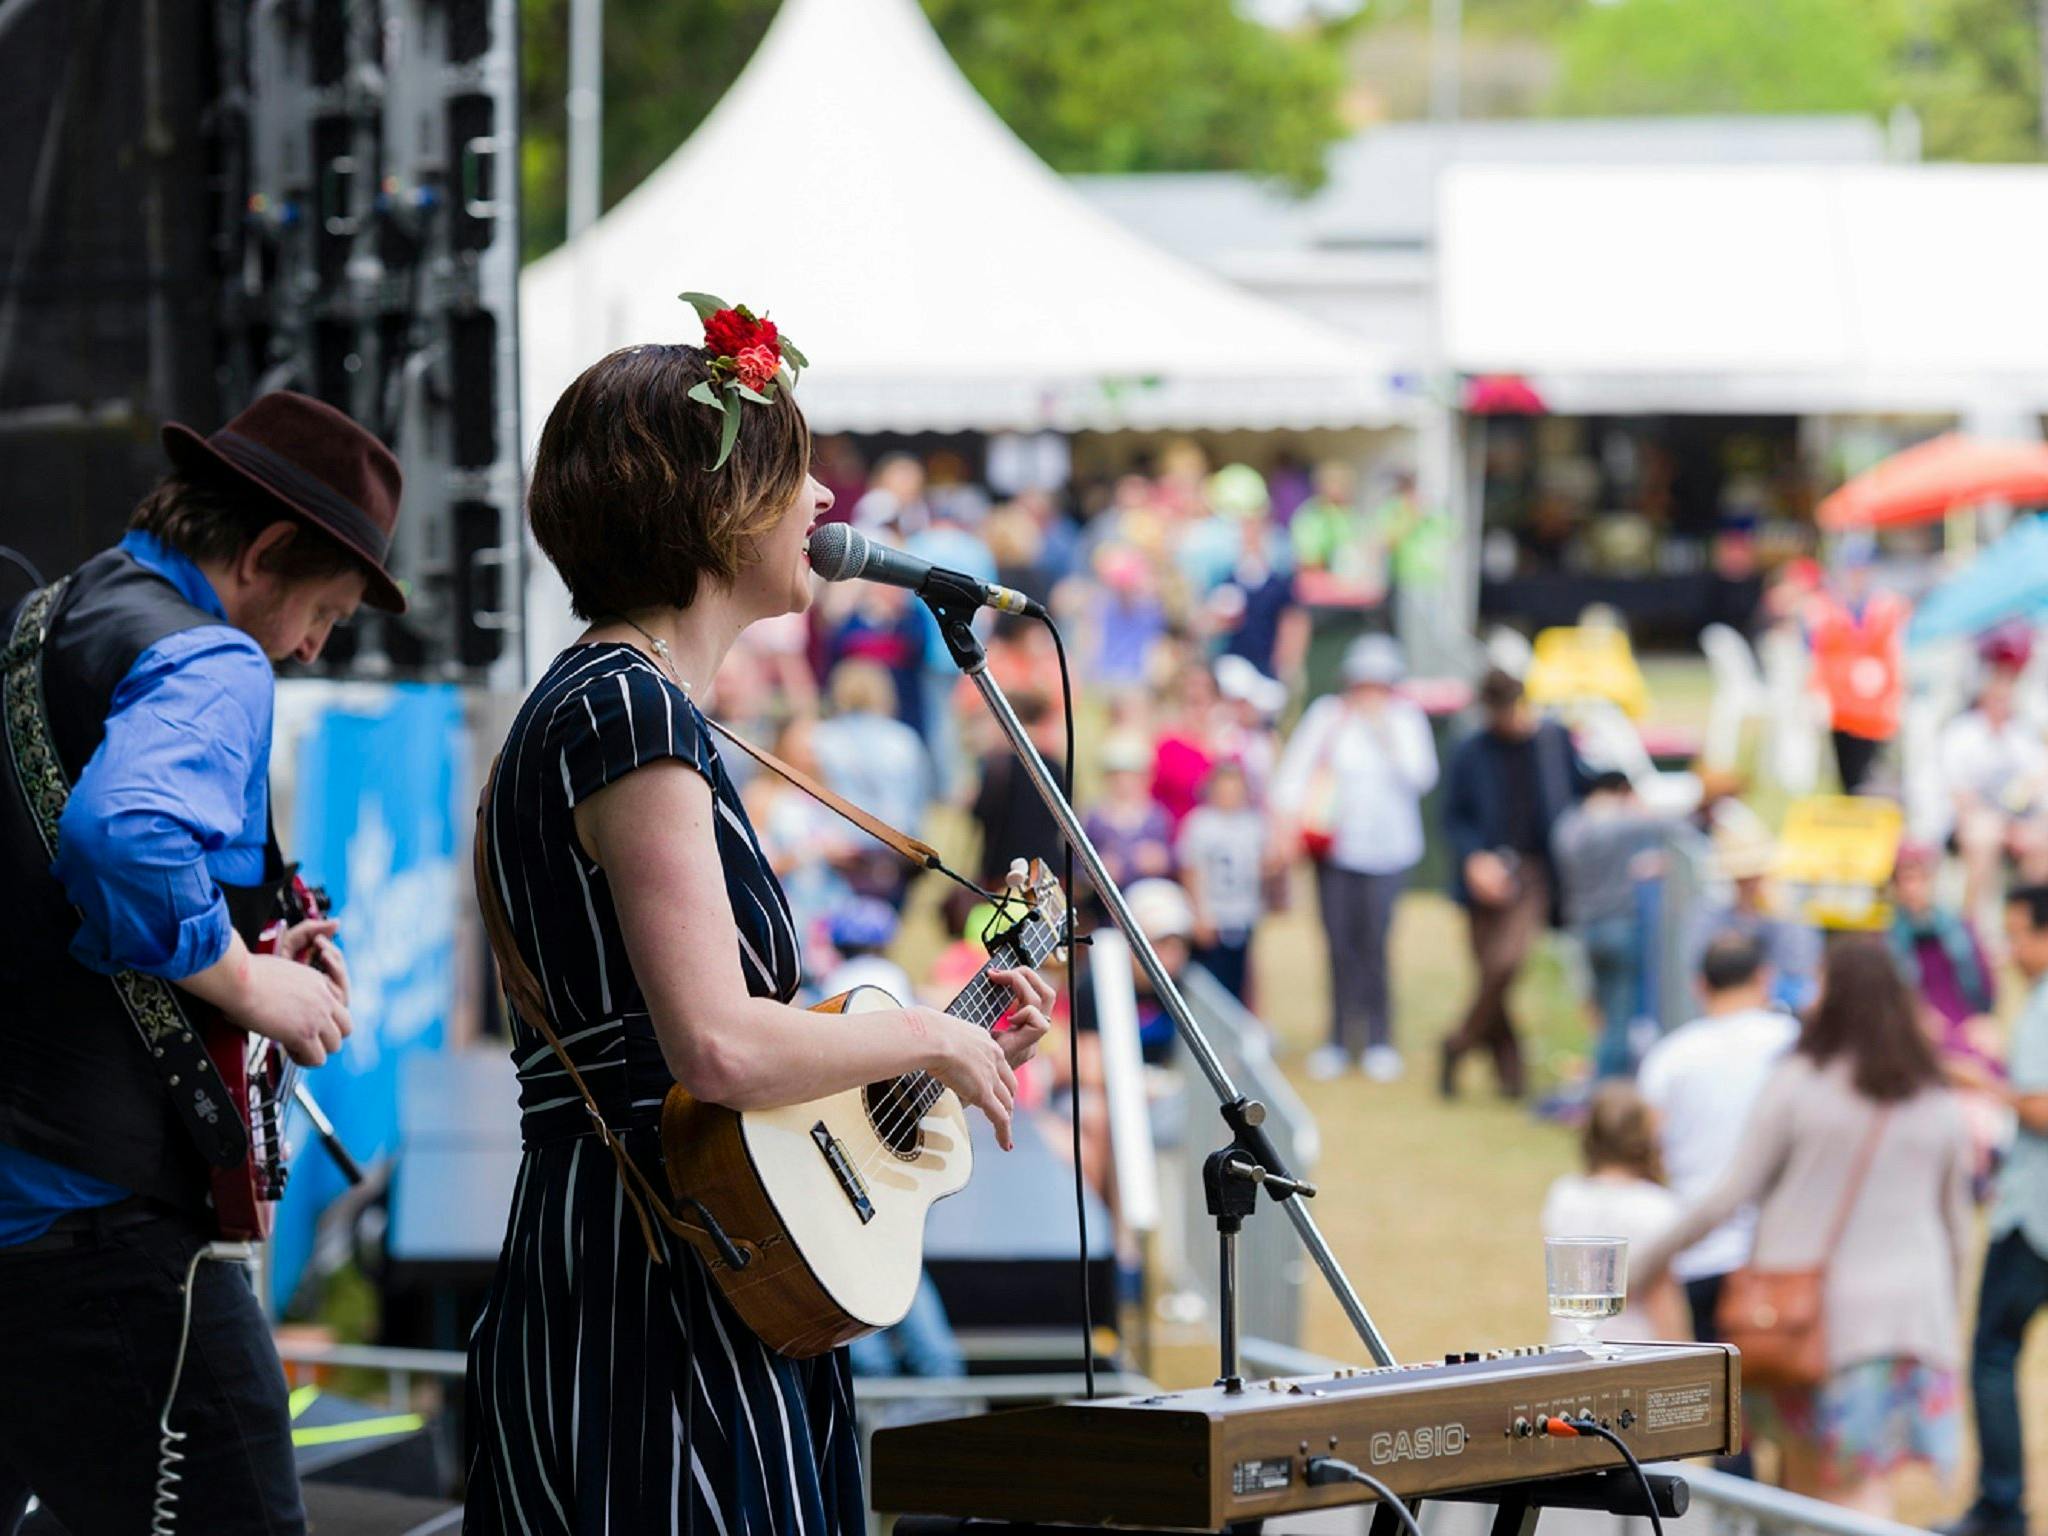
[465, 325, 1053, 1533]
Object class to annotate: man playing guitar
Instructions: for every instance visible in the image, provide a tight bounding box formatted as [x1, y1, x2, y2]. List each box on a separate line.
[0, 392, 405, 1535]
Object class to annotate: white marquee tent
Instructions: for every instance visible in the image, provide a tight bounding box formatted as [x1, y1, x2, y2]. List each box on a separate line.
[519, 0, 1402, 438]
[1439, 162, 2048, 418]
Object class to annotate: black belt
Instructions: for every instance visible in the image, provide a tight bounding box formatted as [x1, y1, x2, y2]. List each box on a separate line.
[0, 1196, 185, 1257]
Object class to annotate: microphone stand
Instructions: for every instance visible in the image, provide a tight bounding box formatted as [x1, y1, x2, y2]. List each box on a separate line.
[919, 579, 1396, 1368]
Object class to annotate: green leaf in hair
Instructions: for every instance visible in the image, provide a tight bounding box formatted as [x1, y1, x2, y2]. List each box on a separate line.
[710, 391, 743, 470]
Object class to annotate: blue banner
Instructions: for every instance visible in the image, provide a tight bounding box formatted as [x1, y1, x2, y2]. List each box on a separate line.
[273, 684, 465, 1310]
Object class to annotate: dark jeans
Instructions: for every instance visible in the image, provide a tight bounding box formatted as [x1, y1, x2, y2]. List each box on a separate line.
[1831, 729, 1883, 794]
[1683, 1273, 1756, 1480]
[1314, 866, 1403, 1053]
[1192, 931, 1252, 1003]
[1578, 914, 1642, 1081]
[1969, 1228, 2048, 1518]
[0, 1205, 304, 1536]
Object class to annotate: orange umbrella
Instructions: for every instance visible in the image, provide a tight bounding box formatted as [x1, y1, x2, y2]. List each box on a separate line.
[1818, 434, 2048, 530]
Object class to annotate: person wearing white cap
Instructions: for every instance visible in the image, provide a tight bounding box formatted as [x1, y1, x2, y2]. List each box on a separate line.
[1127, 878, 1198, 1063]
[1271, 634, 1438, 1080]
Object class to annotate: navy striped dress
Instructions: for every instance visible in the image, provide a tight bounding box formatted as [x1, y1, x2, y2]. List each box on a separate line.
[465, 643, 865, 1535]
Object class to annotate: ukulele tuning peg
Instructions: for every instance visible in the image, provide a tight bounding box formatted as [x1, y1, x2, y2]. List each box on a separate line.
[1005, 858, 1028, 891]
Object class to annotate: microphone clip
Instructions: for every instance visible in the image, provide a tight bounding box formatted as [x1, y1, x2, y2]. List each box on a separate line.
[917, 573, 995, 673]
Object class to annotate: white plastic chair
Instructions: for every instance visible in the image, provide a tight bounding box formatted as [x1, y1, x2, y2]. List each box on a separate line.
[1699, 623, 1768, 770]
[1757, 626, 1822, 796]
[1572, 698, 1702, 815]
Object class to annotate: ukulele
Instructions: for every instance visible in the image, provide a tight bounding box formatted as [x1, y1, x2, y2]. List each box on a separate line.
[660, 859, 1066, 1358]
[200, 871, 328, 1240]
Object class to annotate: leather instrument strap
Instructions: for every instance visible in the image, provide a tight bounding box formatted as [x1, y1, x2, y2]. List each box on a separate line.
[470, 707, 944, 1265]
[701, 715, 942, 870]
[474, 755, 713, 1267]
[1823, 1105, 1892, 1260]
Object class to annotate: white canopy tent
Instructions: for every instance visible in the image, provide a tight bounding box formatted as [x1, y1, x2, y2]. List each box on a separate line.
[519, 0, 1401, 440]
[1438, 163, 2048, 417]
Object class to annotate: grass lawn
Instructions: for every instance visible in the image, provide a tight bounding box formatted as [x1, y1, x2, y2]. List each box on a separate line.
[898, 654, 2048, 1527]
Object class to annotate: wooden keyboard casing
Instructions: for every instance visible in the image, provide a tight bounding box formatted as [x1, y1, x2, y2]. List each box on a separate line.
[872, 1342, 1740, 1530]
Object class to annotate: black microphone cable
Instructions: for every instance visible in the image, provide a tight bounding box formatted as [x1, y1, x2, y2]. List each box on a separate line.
[1303, 1458, 1425, 1536]
[1032, 607, 1093, 1398]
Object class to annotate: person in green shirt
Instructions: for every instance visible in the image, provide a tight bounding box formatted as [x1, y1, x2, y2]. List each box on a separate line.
[1292, 461, 1373, 587]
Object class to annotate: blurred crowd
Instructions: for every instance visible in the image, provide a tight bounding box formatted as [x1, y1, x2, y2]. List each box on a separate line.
[1524, 557, 2048, 1532]
[697, 438, 2048, 1531]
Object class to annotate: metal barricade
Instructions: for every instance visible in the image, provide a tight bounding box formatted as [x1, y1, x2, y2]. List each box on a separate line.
[1166, 963, 1321, 1353]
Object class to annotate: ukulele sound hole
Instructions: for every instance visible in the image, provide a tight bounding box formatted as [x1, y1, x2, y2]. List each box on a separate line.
[863, 1080, 925, 1160]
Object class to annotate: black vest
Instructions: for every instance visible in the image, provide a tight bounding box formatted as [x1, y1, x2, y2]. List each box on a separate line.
[0, 548, 283, 1209]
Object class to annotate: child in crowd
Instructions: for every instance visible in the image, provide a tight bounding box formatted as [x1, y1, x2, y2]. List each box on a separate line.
[1553, 770, 1678, 1080]
[1540, 1082, 1689, 1345]
[1177, 760, 1266, 1002]
[1082, 733, 1177, 896]
[818, 898, 916, 1005]
[1125, 878, 1197, 1064]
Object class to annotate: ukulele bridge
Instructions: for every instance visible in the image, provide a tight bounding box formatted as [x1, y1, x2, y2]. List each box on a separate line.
[811, 1120, 875, 1224]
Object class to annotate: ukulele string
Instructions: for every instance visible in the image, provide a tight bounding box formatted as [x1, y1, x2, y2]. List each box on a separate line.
[852, 880, 1056, 1162]
[852, 899, 1049, 1181]
[852, 894, 1031, 1154]
[851, 936, 1026, 1182]
[852, 903, 1055, 1174]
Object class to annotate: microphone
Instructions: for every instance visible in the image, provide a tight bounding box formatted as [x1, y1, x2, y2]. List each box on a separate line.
[806, 522, 1045, 618]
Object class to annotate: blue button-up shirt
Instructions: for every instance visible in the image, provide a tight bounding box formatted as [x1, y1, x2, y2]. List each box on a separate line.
[0, 531, 275, 1243]
[50, 531, 275, 978]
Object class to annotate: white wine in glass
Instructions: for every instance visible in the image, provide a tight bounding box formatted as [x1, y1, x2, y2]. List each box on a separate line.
[1546, 1237, 1628, 1354]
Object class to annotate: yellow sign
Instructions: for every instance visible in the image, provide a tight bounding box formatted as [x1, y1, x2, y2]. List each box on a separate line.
[1524, 626, 1649, 719]
[1773, 795, 1903, 930]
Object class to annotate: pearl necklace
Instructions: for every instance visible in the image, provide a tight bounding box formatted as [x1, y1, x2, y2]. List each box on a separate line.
[612, 615, 691, 694]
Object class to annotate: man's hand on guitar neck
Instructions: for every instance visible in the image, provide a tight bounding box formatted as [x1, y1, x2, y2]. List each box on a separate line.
[176, 930, 354, 1067]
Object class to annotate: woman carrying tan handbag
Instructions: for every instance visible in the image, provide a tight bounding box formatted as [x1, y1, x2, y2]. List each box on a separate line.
[1269, 635, 1437, 1082]
[1636, 935, 1973, 1520]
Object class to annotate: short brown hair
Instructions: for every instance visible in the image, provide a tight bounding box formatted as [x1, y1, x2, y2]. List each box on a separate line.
[528, 344, 812, 619]
[1799, 934, 1943, 1103]
[1581, 1082, 1665, 1184]
[1479, 668, 1524, 713]
[130, 471, 365, 586]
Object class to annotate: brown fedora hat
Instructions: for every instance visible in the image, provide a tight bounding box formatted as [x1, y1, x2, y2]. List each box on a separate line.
[162, 390, 407, 613]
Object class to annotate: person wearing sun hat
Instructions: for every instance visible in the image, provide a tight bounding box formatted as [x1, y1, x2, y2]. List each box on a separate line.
[0, 389, 403, 1532]
[1941, 622, 2048, 920]
[1699, 818, 1822, 1014]
[1180, 461, 1291, 599]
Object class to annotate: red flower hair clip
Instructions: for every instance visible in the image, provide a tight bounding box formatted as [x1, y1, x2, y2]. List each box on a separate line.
[679, 292, 809, 470]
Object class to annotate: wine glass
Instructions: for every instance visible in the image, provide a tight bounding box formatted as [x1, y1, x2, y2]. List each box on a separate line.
[1545, 1236, 1628, 1356]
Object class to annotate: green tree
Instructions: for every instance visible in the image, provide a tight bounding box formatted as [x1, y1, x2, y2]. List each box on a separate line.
[920, 0, 1348, 186]
[1544, 0, 2041, 163]
[520, 0, 1350, 261]
[521, 0, 783, 261]
[1549, 0, 1895, 118]
[1895, 0, 2045, 161]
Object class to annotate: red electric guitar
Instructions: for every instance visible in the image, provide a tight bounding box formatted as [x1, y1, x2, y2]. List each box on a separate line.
[200, 872, 329, 1241]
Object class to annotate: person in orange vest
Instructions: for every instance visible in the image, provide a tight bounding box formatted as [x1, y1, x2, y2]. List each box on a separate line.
[1806, 535, 1910, 794]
